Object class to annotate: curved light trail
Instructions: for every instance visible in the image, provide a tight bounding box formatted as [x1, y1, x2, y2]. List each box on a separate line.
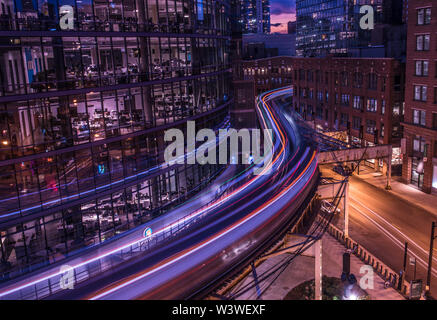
[0, 86, 318, 300]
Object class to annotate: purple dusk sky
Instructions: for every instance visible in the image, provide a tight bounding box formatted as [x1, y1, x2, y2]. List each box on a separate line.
[270, 0, 296, 33]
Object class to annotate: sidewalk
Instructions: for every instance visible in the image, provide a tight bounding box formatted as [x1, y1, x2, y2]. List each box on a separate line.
[351, 165, 437, 217]
[234, 233, 404, 300]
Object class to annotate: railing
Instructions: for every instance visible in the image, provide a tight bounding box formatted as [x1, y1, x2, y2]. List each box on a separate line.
[317, 215, 411, 297]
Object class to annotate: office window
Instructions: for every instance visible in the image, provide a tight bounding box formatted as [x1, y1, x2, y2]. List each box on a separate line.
[307, 70, 313, 82]
[414, 85, 428, 101]
[354, 72, 363, 88]
[426, 8, 432, 24]
[416, 34, 430, 51]
[368, 73, 377, 90]
[340, 113, 348, 126]
[381, 100, 386, 115]
[366, 98, 378, 112]
[418, 8, 424, 25]
[415, 60, 429, 76]
[341, 94, 350, 106]
[317, 91, 323, 101]
[341, 71, 348, 86]
[417, 8, 431, 25]
[353, 96, 363, 110]
[432, 113, 437, 129]
[316, 106, 323, 119]
[413, 109, 426, 126]
[366, 120, 376, 134]
[380, 124, 385, 137]
[393, 103, 401, 116]
[352, 116, 361, 130]
[307, 105, 313, 116]
[413, 136, 426, 153]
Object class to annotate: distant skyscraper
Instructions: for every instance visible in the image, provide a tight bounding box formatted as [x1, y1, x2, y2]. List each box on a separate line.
[287, 21, 296, 34]
[241, 0, 270, 34]
[295, 0, 404, 58]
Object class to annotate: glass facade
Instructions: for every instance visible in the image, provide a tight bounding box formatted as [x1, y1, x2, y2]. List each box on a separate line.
[296, 0, 355, 57]
[0, 0, 232, 282]
[295, 0, 403, 57]
[240, 0, 270, 34]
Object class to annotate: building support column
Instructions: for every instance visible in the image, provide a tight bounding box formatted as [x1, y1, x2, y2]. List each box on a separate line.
[386, 152, 392, 190]
[344, 179, 349, 238]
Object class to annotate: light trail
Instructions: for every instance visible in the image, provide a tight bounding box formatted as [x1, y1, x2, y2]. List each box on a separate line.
[90, 153, 317, 300]
[0, 86, 318, 300]
[87, 87, 317, 299]
[0, 87, 294, 298]
[350, 199, 437, 278]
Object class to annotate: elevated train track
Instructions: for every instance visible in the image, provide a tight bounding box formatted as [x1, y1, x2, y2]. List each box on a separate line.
[0, 87, 319, 300]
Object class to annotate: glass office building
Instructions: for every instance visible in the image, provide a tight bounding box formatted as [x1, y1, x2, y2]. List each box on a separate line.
[0, 0, 232, 282]
[296, 0, 404, 57]
[240, 0, 270, 34]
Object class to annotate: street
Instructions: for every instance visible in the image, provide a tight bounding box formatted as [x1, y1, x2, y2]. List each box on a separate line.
[319, 166, 437, 297]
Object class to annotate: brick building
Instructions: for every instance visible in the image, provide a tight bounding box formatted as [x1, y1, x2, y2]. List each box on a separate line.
[401, 0, 437, 194]
[241, 56, 405, 170]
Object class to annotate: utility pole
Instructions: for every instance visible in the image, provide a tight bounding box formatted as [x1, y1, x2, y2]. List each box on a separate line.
[344, 179, 349, 238]
[399, 242, 408, 291]
[426, 222, 436, 297]
[404, 242, 408, 271]
[315, 239, 322, 300]
[403, 242, 408, 273]
[385, 147, 392, 190]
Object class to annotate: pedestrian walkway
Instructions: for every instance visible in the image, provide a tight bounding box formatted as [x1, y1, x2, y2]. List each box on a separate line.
[352, 165, 437, 217]
[233, 233, 404, 300]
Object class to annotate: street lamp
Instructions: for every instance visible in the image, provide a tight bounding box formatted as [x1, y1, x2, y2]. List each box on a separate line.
[426, 221, 437, 297]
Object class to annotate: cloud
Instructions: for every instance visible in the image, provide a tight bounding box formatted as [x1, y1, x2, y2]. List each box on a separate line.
[270, 12, 296, 34]
[270, 0, 296, 16]
[270, 0, 296, 34]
